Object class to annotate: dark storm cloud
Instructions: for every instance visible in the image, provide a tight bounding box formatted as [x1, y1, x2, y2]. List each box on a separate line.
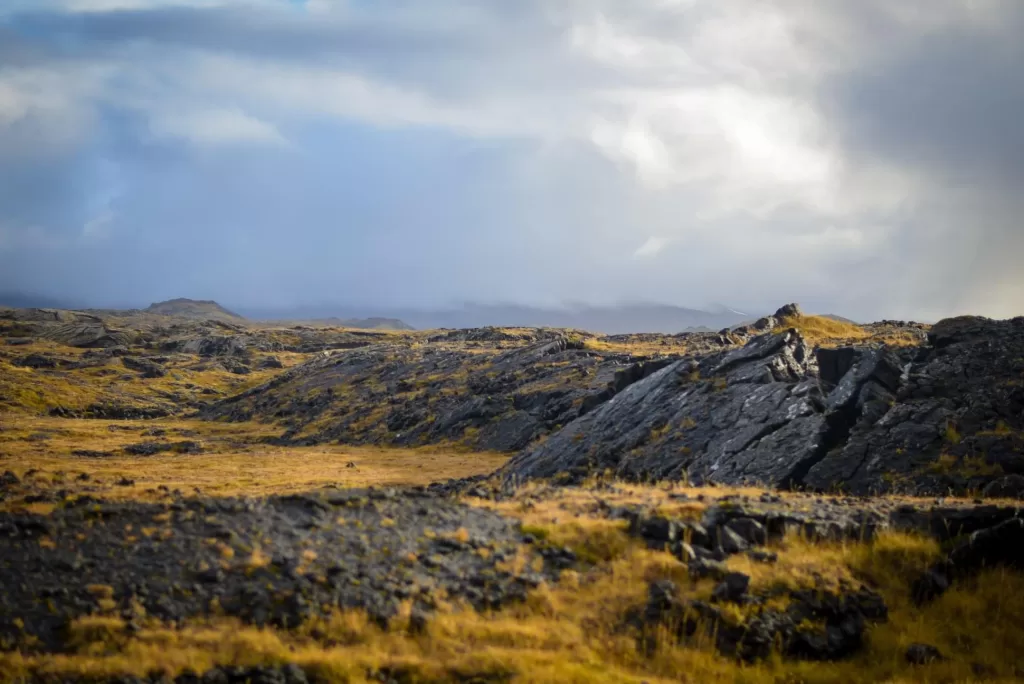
[826, 8, 1024, 187]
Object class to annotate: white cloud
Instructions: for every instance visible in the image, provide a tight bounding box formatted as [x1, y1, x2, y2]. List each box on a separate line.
[632, 236, 671, 258]
[146, 108, 287, 147]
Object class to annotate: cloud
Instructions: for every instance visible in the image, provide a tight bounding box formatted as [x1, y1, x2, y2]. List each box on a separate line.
[0, 0, 1022, 320]
[147, 108, 287, 146]
[632, 236, 670, 259]
[82, 209, 114, 239]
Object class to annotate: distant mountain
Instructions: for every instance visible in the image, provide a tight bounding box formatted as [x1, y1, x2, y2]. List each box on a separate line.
[312, 317, 414, 331]
[391, 303, 752, 334]
[145, 298, 245, 322]
[239, 302, 752, 334]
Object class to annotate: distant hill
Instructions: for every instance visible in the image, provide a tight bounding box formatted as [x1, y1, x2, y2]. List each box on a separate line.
[314, 317, 414, 331]
[395, 303, 752, 334]
[238, 302, 751, 334]
[145, 298, 245, 322]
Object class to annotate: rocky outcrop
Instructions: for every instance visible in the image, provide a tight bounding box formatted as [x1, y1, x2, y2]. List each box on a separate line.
[502, 329, 831, 486]
[0, 490, 557, 651]
[162, 334, 254, 357]
[804, 315, 1024, 494]
[636, 578, 887, 663]
[121, 355, 167, 378]
[41, 319, 133, 348]
[913, 517, 1024, 603]
[502, 315, 1024, 496]
[203, 334, 704, 452]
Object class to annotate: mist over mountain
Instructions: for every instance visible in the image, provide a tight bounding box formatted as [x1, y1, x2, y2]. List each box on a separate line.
[221, 302, 754, 334]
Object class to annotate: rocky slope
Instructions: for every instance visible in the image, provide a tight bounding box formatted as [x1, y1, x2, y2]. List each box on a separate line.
[202, 329, 744, 451]
[503, 309, 1024, 497]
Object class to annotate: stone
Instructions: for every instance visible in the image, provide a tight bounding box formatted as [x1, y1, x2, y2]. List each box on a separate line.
[982, 474, 1024, 499]
[774, 303, 802, 319]
[714, 525, 749, 555]
[727, 517, 767, 546]
[711, 572, 750, 602]
[122, 356, 167, 378]
[905, 643, 944, 665]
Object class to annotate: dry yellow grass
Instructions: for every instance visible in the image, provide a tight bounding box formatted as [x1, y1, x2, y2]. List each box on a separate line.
[584, 337, 691, 356]
[0, 415, 508, 508]
[4, 523, 1024, 683]
[0, 339, 305, 415]
[775, 314, 871, 346]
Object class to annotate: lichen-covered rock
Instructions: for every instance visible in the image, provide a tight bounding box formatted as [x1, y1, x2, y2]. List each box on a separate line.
[0, 490, 555, 651]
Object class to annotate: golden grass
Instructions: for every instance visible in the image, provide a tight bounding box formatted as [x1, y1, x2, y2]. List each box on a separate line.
[5, 524, 1024, 683]
[584, 337, 690, 357]
[775, 315, 871, 346]
[0, 339, 304, 415]
[0, 415, 508, 507]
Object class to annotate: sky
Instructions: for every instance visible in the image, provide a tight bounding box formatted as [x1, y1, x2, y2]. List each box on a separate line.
[0, 0, 1022, 322]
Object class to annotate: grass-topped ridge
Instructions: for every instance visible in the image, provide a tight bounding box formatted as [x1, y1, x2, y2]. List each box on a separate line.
[775, 314, 871, 345]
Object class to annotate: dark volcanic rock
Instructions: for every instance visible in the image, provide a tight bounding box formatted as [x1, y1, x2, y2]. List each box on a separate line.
[502, 315, 1024, 497]
[913, 517, 1024, 604]
[982, 474, 1024, 499]
[12, 353, 60, 369]
[202, 332, 702, 452]
[41, 318, 133, 348]
[502, 330, 831, 486]
[121, 356, 167, 378]
[804, 316, 1024, 494]
[0, 490, 554, 651]
[636, 578, 886, 663]
[123, 440, 204, 456]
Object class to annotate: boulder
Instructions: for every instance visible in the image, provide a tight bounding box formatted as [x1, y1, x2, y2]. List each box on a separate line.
[982, 474, 1024, 499]
[122, 356, 167, 378]
[42, 319, 132, 348]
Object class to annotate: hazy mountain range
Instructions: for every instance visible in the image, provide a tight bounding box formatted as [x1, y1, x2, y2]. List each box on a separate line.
[0, 292, 779, 333]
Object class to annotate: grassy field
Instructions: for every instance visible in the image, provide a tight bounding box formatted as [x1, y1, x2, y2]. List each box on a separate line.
[0, 416, 508, 509]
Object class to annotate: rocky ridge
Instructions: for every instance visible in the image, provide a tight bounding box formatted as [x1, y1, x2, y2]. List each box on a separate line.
[503, 307, 1024, 496]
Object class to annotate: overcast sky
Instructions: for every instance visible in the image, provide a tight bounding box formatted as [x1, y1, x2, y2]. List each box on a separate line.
[0, 0, 1022, 321]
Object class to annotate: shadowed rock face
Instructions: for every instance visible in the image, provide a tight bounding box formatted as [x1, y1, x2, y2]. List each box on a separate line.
[502, 316, 1024, 496]
[803, 316, 1024, 494]
[501, 330, 835, 486]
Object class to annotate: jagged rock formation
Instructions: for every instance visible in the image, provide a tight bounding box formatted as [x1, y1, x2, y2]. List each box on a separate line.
[803, 315, 1024, 494]
[503, 314, 1024, 496]
[41, 318, 134, 349]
